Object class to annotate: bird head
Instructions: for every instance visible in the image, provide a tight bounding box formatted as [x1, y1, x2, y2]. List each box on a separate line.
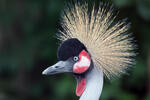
[42, 38, 92, 76]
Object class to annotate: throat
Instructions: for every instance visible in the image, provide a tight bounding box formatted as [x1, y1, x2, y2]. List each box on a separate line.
[75, 67, 104, 100]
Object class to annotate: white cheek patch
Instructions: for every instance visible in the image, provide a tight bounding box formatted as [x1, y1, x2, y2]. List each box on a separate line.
[75, 56, 91, 68]
[73, 50, 91, 74]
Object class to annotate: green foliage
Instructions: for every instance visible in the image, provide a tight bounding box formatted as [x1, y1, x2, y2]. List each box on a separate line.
[0, 0, 150, 100]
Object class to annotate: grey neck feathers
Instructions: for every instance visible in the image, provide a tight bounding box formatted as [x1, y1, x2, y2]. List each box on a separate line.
[79, 66, 103, 100]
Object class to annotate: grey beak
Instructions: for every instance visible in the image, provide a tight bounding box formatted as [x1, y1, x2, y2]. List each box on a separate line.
[42, 60, 73, 75]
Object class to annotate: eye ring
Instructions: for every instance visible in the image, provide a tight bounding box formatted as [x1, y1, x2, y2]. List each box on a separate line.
[73, 56, 79, 62]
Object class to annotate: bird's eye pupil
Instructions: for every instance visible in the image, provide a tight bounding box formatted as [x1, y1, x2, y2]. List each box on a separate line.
[73, 56, 79, 61]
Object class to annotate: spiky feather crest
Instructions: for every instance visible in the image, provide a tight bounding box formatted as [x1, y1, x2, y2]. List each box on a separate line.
[57, 2, 135, 79]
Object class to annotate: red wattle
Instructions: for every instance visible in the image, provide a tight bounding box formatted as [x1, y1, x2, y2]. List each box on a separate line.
[76, 78, 86, 97]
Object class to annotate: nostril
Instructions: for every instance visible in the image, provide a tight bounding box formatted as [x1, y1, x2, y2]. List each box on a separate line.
[55, 66, 59, 68]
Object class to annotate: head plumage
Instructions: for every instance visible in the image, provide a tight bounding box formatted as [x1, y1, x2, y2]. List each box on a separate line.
[57, 2, 136, 79]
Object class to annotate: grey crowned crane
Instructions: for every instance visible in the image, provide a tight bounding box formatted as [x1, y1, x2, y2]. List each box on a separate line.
[42, 2, 135, 100]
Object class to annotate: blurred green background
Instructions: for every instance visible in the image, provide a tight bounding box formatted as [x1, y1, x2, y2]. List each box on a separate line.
[0, 0, 150, 100]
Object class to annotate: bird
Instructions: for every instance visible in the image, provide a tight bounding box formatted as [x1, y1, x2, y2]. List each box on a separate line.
[42, 1, 136, 100]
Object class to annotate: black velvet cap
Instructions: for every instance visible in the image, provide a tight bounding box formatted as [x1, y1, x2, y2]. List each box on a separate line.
[57, 38, 87, 61]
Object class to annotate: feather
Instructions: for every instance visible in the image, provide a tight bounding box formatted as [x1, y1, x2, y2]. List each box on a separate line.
[57, 2, 136, 79]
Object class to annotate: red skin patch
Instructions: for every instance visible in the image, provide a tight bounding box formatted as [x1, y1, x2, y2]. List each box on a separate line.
[73, 66, 89, 73]
[73, 50, 91, 74]
[73, 50, 90, 96]
[76, 78, 86, 97]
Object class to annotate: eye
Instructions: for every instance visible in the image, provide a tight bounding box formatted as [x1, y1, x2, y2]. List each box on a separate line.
[73, 56, 79, 62]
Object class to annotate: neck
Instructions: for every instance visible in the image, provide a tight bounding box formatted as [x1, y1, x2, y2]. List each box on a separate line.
[79, 66, 103, 100]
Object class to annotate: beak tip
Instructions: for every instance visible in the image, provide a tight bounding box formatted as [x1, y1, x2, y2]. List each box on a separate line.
[42, 70, 47, 75]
